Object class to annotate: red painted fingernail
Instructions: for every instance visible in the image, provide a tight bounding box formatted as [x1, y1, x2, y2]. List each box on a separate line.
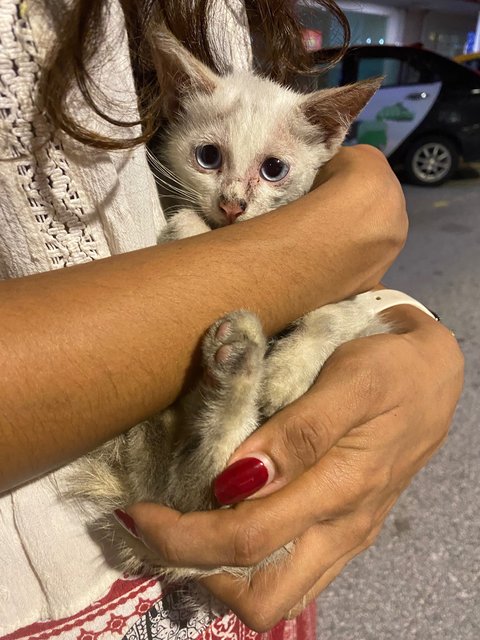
[113, 509, 139, 538]
[214, 455, 274, 506]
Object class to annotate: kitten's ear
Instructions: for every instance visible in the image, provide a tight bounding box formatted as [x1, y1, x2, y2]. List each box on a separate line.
[300, 77, 383, 147]
[149, 28, 219, 118]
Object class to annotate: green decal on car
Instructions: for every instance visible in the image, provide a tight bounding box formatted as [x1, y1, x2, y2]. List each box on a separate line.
[376, 102, 415, 122]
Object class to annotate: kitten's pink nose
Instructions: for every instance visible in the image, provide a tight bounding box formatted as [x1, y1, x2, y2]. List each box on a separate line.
[219, 199, 247, 224]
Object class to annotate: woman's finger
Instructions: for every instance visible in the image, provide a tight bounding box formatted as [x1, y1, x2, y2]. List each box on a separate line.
[125, 482, 318, 569]
[284, 522, 382, 620]
[201, 502, 389, 632]
[201, 519, 356, 631]
[285, 493, 399, 619]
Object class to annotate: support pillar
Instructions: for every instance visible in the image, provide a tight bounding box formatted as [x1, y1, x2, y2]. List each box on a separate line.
[474, 11, 480, 52]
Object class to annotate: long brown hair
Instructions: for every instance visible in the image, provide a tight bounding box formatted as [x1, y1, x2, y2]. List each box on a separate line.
[42, 0, 350, 150]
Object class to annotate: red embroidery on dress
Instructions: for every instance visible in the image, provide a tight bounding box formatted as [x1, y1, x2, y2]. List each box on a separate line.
[105, 614, 126, 633]
[134, 597, 153, 616]
[198, 601, 316, 640]
[3, 581, 317, 640]
[1, 577, 162, 640]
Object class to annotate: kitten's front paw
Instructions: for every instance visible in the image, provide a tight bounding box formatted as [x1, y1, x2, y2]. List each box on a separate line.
[202, 311, 266, 386]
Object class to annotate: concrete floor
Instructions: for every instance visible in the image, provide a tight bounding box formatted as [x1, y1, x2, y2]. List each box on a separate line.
[316, 165, 480, 640]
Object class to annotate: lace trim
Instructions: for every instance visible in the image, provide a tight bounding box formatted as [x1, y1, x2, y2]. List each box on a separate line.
[0, 0, 101, 268]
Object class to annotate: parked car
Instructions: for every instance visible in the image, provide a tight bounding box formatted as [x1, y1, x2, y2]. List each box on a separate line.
[454, 52, 480, 75]
[299, 45, 480, 185]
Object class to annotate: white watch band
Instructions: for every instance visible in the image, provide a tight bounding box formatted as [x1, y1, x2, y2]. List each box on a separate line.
[353, 289, 440, 321]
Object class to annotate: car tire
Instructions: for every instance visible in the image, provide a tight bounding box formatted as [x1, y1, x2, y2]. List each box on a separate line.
[404, 136, 459, 186]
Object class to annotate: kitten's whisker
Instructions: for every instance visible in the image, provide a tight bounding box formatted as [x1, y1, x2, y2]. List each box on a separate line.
[147, 151, 202, 201]
[149, 169, 192, 193]
[148, 154, 179, 180]
[146, 149, 179, 178]
[150, 170, 200, 200]
[147, 149, 199, 194]
[151, 174, 199, 203]
[159, 195, 200, 207]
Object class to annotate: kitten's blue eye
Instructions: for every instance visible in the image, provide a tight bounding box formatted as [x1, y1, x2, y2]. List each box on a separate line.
[260, 157, 289, 182]
[195, 144, 222, 170]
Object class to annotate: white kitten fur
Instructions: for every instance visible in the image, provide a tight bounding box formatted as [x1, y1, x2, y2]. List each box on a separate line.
[69, 31, 386, 582]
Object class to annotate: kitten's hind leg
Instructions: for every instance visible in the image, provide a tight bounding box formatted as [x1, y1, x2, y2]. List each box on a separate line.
[261, 300, 390, 417]
[164, 310, 267, 512]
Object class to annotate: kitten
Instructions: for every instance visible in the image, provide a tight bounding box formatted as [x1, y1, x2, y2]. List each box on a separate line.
[70, 31, 387, 580]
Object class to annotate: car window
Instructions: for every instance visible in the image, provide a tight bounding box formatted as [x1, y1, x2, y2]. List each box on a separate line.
[311, 64, 342, 90]
[292, 69, 333, 92]
[357, 56, 423, 87]
[464, 59, 480, 74]
[294, 61, 343, 92]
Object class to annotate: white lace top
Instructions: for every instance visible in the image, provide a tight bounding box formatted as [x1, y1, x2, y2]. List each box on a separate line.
[0, 0, 251, 634]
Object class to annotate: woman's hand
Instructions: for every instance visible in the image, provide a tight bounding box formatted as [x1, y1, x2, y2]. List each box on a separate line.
[125, 305, 463, 630]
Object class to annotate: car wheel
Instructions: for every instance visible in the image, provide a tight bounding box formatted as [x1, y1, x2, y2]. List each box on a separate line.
[404, 136, 459, 186]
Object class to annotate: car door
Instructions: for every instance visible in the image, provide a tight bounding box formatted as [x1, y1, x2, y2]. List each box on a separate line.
[347, 48, 442, 157]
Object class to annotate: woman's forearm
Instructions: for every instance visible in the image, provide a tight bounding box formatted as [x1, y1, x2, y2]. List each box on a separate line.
[0, 146, 407, 491]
